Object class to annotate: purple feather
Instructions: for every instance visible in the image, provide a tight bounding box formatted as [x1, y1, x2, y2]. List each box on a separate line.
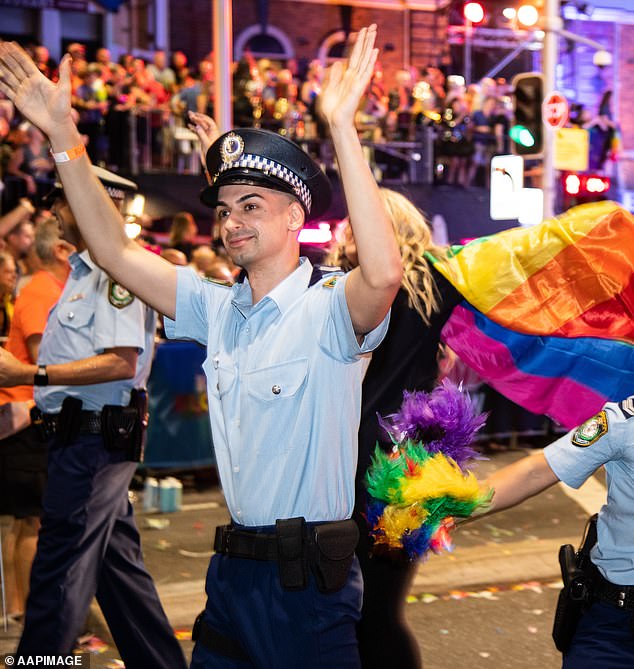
[379, 379, 486, 469]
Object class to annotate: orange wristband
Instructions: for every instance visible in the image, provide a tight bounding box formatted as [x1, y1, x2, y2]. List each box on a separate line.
[50, 143, 86, 164]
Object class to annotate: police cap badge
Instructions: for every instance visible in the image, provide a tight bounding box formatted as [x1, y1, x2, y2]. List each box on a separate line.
[200, 128, 332, 220]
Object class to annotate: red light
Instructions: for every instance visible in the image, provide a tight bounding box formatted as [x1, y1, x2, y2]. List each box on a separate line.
[464, 2, 485, 24]
[564, 174, 581, 195]
[586, 176, 610, 193]
[563, 173, 611, 198]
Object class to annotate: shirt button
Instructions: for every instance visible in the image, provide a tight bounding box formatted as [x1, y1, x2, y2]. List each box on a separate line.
[67, 312, 75, 320]
[234, 419, 240, 427]
[237, 510, 242, 518]
[272, 385, 281, 395]
[233, 465, 240, 473]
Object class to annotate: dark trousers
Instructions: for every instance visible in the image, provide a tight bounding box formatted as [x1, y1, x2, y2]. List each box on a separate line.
[191, 551, 363, 668]
[564, 601, 634, 668]
[17, 433, 186, 669]
[354, 510, 422, 669]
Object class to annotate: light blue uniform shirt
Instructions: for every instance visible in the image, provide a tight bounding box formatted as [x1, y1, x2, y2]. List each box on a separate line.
[35, 250, 155, 413]
[545, 400, 634, 585]
[164, 258, 389, 526]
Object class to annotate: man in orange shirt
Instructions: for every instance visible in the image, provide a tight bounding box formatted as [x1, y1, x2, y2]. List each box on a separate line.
[0, 217, 72, 623]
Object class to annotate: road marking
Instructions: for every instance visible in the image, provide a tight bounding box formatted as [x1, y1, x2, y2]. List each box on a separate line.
[559, 473, 605, 516]
[181, 501, 220, 512]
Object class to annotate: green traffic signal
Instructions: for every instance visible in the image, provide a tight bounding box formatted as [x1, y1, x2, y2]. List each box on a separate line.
[510, 124, 536, 148]
[511, 72, 543, 157]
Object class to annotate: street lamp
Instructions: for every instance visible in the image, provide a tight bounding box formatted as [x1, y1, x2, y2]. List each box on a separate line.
[463, 2, 485, 84]
[517, 4, 540, 27]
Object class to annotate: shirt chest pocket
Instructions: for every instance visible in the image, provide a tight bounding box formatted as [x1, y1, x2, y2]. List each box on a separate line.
[203, 355, 237, 400]
[246, 358, 309, 402]
[55, 302, 95, 331]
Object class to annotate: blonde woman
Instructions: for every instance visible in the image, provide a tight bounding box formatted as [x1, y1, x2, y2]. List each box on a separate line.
[0, 251, 17, 339]
[326, 188, 462, 669]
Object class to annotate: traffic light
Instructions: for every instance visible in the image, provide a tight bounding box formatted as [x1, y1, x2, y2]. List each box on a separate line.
[511, 72, 544, 158]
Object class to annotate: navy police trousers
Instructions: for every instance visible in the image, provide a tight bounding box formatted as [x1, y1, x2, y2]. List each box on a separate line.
[564, 600, 634, 668]
[17, 433, 186, 669]
[190, 551, 363, 668]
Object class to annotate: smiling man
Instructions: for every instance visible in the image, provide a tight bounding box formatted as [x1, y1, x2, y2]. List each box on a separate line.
[0, 25, 402, 667]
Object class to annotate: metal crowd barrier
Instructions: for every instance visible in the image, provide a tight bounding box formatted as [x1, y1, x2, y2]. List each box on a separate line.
[124, 109, 435, 185]
[128, 109, 202, 176]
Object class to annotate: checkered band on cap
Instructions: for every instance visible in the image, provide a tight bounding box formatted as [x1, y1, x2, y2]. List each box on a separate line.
[105, 186, 126, 200]
[213, 154, 312, 213]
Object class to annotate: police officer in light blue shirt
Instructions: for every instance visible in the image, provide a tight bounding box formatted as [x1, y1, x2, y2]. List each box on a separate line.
[0, 166, 187, 669]
[35, 249, 154, 412]
[167, 253, 384, 528]
[0, 26, 403, 668]
[485, 399, 634, 668]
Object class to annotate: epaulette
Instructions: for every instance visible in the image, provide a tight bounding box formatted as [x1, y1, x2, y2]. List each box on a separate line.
[203, 277, 233, 288]
[310, 264, 342, 288]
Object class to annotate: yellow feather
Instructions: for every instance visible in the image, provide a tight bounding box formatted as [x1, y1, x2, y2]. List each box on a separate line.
[398, 454, 487, 506]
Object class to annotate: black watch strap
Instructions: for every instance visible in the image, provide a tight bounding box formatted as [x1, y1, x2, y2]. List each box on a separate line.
[34, 364, 48, 387]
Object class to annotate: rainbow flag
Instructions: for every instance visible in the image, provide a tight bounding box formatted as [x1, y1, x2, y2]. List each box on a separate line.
[428, 201, 634, 429]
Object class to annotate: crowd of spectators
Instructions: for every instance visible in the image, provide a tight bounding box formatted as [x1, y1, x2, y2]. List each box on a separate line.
[1, 39, 523, 196]
[1, 36, 622, 211]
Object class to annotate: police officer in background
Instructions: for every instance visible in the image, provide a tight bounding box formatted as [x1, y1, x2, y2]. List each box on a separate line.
[0, 166, 187, 669]
[484, 400, 634, 668]
[0, 26, 402, 667]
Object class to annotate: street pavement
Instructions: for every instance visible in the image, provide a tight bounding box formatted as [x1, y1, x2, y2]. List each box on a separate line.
[0, 447, 603, 668]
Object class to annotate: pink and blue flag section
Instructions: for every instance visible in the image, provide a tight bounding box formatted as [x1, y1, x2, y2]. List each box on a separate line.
[427, 200, 634, 429]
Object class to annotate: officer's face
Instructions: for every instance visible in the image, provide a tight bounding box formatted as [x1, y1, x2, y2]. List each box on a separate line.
[51, 198, 82, 249]
[215, 184, 303, 269]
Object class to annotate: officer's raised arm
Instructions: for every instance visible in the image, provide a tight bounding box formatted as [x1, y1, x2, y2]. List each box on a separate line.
[0, 43, 177, 319]
[318, 25, 402, 336]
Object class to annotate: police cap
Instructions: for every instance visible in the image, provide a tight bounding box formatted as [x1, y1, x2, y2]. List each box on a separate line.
[42, 165, 137, 208]
[200, 128, 332, 220]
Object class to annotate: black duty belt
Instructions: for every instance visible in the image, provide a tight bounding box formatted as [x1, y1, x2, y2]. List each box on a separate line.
[214, 517, 359, 593]
[594, 572, 634, 611]
[31, 407, 102, 435]
[214, 524, 291, 560]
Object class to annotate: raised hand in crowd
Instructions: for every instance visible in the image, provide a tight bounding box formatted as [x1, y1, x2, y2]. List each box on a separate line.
[187, 110, 219, 169]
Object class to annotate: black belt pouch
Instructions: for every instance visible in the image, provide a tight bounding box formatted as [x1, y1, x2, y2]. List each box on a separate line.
[58, 397, 83, 444]
[101, 405, 143, 461]
[310, 520, 360, 594]
[276, 517, 308, 591]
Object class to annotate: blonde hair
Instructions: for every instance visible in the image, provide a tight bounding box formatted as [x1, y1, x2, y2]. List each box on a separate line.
[327, 188, 448, 325]
[169, 211, 196, 246]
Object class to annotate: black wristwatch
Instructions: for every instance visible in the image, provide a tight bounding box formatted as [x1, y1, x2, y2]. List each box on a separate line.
[33, 364, 49, 387]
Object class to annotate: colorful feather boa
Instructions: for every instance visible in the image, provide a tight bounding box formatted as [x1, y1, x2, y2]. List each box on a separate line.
[366, 380, 492, 560]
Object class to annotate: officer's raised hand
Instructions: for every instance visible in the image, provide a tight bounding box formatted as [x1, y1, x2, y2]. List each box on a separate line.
[312, 24, 401, 338]
[318, 24, 378, 131]
[0, 43, 74, 139]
